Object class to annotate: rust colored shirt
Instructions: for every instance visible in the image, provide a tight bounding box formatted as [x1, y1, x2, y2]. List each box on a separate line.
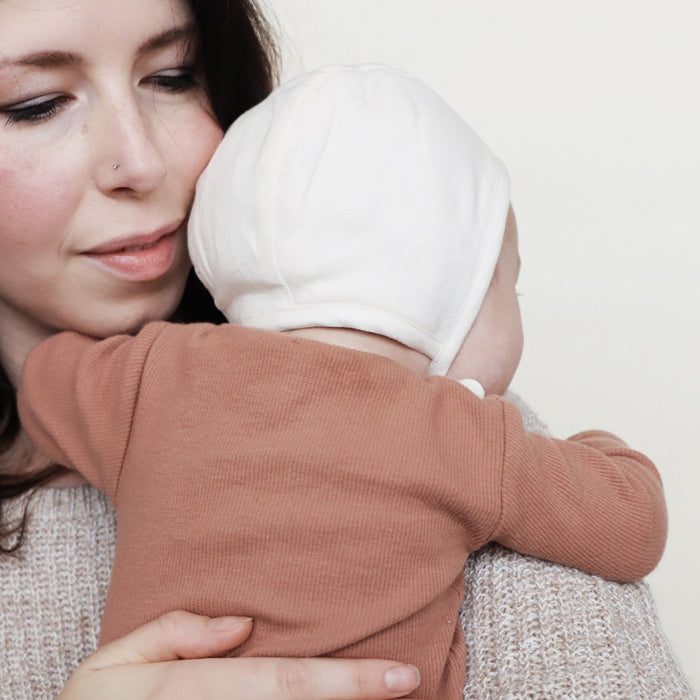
[18, 322, 667, 699]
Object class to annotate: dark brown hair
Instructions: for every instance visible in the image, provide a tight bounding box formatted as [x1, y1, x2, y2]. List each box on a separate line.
[0, 0, 279, 553]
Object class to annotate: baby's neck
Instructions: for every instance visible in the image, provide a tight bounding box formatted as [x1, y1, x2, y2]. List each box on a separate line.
[283, 327, 431, 376]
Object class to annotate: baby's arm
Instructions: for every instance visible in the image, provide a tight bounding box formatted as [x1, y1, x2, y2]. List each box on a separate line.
[18, 322, 666, 584]
[489, 396, 666, 582]
[17, 322, 168, 499]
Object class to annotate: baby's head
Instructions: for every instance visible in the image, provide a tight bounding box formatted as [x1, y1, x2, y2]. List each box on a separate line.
[189, 64, 522, 392]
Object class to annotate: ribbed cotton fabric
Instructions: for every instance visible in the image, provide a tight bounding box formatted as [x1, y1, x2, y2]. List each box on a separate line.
[18, 324, 669, 698]
[0, 395, 694, 699]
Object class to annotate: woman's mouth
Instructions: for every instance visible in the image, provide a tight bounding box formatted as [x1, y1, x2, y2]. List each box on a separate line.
[83, 228, 182, 282]
[120, 239, 163, 253]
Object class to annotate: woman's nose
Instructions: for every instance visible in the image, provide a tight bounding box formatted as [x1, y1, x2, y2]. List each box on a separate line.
[94, 96, 168, 197]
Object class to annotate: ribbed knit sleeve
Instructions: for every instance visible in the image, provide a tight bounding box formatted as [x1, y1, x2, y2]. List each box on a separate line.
[18, 323, 167, 501]
[491, 398, 667, 582]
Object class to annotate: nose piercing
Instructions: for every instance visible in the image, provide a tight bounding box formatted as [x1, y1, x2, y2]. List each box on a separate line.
[112, 163, 120, 170]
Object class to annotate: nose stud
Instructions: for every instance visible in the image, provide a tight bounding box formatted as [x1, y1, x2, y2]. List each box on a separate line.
[112, 162, 120, 170]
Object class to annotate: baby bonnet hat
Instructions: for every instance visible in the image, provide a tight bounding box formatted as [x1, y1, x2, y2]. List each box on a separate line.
[188, 64, 510, 375]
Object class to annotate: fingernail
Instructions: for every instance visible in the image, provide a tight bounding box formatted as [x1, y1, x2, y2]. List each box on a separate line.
[385, 665, 420, 693]
[207, 616, 253, 631]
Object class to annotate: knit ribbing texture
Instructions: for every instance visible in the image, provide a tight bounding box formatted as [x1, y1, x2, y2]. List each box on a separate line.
[0, 394, 694, 699]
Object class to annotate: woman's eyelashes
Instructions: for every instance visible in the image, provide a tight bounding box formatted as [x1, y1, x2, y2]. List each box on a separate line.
[2, 95, 70, 125]
[143, 66, 198, 94]
[1, 66, 199, 125]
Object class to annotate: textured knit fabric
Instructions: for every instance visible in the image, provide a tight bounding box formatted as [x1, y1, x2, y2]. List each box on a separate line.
[0, 488, 116, 700]
[19, 323, 667, 699]
[463, 397, 696, 699]
[188, 64, 510, 375]
[0, 395, 694, 700]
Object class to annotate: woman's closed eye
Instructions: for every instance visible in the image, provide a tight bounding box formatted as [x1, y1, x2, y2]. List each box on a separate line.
[1, 95, 71, 125]
[143, 66, 199, 94]
[1, 65, 199, 126]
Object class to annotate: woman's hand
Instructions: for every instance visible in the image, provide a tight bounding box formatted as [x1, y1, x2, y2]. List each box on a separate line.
[58, 611, 421, 700]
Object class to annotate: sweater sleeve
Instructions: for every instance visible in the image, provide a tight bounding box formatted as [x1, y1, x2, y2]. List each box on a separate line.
[490, 398, 667, 582]
[17, 322, 168, 501]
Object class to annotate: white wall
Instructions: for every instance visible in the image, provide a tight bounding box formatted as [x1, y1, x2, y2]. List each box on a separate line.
[265, 0, 700, 687]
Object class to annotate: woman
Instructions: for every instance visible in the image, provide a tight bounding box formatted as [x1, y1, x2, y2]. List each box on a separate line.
[0, 1, 693, 699]
[0, 0, 416, 697]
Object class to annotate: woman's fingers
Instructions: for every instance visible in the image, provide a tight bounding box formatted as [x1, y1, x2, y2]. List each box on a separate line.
[183, 657, 422, 699]
[82, 611, 254, 670]
[82, 656, 421, 700]
[61, 611, 421, 700]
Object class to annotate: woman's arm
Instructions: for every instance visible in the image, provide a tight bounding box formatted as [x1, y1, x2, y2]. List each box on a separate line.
[462, 392, 695, 699]
[58, 612, 420, 700]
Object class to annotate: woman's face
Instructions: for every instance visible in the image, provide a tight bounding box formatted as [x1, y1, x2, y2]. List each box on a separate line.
[0, 0, 224, 347]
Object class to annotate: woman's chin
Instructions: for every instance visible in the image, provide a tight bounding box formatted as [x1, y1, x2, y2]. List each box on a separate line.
[45, 471, 89, 488]
[59, 296, 181, 339]
[69, 271, 190, 339]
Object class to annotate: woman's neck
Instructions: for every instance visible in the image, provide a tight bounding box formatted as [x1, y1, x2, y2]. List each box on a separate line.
[0, 303, 54, 389]
[283, 327, 431, 376]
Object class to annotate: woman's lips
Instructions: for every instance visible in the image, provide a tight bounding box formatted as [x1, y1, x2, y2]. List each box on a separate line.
[82, 231, 180, 282]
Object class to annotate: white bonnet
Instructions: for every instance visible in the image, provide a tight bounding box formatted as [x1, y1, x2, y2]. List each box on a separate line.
[188, 64, 510, 375]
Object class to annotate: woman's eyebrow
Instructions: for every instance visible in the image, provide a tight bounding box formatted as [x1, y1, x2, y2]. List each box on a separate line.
[0, 22, 197, 71]
[136, 22, 198, 55]
[0, 51, 83, 70]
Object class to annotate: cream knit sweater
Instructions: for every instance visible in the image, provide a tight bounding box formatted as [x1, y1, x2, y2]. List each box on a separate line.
[0, 396, 694, 700]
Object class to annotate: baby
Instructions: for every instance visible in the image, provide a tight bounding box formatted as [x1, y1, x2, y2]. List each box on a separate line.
[18, 65, 666, 699]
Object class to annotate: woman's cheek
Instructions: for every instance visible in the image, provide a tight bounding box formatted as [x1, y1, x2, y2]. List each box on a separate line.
[172, 107, 224, 191]
[0, 146, 79, 255]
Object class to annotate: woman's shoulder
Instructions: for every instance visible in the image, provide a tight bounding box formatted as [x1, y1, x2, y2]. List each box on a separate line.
[503, 389, 550, 435]
[0, 485, 115, 700]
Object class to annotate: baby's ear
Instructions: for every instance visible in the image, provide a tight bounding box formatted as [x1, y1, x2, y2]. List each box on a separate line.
[444, 284, 521, 397]
[444, 322, 489, 386]
[446, 203, 521, 395]
[505, 204, 517, 240]
[445, 338, 510, 396]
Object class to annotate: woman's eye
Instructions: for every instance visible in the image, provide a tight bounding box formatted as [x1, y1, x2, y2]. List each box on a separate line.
[2, 96, 69, 125]
[146, 68, 198, 94]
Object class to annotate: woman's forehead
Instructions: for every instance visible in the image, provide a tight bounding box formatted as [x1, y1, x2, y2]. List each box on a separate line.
[0, 0, 194, 59]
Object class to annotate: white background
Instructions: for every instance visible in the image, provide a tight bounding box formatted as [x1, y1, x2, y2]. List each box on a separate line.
[264, 0, 699, 688]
